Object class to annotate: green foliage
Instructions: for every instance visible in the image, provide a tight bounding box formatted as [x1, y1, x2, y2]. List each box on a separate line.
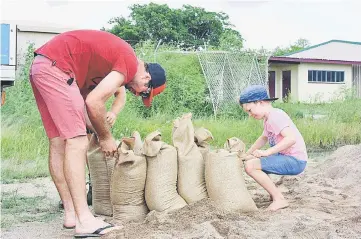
[1, 43, 38, 122]
[219, 29, 244, 51]
[106, 3, 243, 49]
[125, 51, 214, 117]
[272, 38, 311, 56]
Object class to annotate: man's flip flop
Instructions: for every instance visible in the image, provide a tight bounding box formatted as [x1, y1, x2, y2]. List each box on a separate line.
[73, 224, 115, 238]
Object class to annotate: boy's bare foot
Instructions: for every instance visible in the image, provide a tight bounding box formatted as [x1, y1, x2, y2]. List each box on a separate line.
[266, 199, 289, 211]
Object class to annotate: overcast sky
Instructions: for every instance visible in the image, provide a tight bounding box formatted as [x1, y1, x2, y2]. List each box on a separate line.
[1, 0, 360, 50]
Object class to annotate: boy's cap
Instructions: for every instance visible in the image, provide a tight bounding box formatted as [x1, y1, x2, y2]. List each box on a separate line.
[142, 63, 166, 107]
[239, 85, 278, 104]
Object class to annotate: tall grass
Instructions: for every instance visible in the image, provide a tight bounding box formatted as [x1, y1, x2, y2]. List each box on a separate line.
[1, 44, 361, 182]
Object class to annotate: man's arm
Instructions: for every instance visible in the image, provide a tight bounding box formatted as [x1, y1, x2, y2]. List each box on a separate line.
[110, 86, 126, 115]
[247, 135, 268, 154]
[106, 86, 126, 126]
[85, 71, 124, 141]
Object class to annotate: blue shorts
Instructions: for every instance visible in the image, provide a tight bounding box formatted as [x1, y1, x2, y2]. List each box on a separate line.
[260, 154, 307, 175]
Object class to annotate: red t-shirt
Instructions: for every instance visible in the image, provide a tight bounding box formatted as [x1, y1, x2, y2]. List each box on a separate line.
[35, 30, 138, 89]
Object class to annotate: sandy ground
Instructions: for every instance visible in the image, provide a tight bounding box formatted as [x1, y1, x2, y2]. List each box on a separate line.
[2, 144, 361, 239]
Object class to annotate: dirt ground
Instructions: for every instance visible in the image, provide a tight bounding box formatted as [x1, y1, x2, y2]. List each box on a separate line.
[1, 144, 361, 239]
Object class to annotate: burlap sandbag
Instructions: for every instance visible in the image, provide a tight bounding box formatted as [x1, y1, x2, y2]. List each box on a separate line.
[111, 131, 149, 223]
[143, 131, 187, 212]
[205, 137, 258, 212]
[87, 134, 116, 216]
[194, 127, 214, 159]
[172, 113, 208, 203]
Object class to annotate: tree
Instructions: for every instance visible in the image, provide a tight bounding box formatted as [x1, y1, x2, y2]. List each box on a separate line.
[107, 17, 141, 44]
[273, 38, 310, 56]
[219, 29, 244, 51]
[105, 3, 243, 48]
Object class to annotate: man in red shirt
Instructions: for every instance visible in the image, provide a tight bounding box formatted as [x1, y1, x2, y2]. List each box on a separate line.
[29, 30, 166, 237]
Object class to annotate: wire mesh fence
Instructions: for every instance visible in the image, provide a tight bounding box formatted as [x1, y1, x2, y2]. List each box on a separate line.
[132, 41, 270, 116]
[197, 51, 269, 116]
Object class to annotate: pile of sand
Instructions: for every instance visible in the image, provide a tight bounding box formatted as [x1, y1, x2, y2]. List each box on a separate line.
[315, 145, 361, 195]
[104, 144, 361, 239]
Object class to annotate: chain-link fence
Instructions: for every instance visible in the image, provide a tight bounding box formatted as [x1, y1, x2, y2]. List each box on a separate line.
[132, 41, 270, 116]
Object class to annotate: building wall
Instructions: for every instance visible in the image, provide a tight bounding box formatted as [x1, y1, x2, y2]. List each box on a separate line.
[269, 62, 353, 102]
[288, 41, 361, 62]
[16, 31, 58, 70]
[268, 64, 299, 101]
[297, 63, 352, 102]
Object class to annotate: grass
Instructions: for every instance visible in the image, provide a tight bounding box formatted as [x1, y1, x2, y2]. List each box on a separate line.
[2, 100, 361, 183]
[1, 190, 59, 228]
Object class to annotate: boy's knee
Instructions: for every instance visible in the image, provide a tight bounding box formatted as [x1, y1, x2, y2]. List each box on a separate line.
[245, 161, 255, 175]
[245, 158, 262, 175]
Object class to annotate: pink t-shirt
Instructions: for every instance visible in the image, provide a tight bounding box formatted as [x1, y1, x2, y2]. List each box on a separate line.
[263, 108, 308, 161]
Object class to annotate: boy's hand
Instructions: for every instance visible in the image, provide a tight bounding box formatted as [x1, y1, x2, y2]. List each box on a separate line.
[252, 149, 270, 158]
[239, 153, 256, 161]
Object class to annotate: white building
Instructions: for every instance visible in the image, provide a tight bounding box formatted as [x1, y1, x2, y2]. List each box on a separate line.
[16, 24, 76, 67]
[1, 22, 76, 104]
[268, 40, 361, 102]
[1, 22, 75, 86]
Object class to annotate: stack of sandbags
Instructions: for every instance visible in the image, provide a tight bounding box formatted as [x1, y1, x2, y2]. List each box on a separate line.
[111, 131, 148, 224]
[205, 137, 258, 212]
[194, 127, 214, 159]
[172, 113, 208, 203]
[87, 134, 116, 216]
[143, 131, 187, 212]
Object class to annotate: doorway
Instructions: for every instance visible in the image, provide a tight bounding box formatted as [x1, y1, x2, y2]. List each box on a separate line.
[268, 71, 275, 98]
[282, 70, 291, 100]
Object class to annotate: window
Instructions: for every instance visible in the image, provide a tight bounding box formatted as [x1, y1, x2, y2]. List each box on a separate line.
[321, 71, 326, 82]
[317, 71, 322, 82]
[308, 70, 344, 83]
[331, 71, 336, 82]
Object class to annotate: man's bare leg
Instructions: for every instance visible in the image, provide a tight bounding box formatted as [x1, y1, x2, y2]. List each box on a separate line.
[65, 135, 120, 234]
[245, 158, 289, 211]
[49, 137, 75, 228]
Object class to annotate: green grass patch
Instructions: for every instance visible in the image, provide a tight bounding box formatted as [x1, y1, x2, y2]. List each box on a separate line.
[1, 191, 59, 228]
[2, 103, 361, 182]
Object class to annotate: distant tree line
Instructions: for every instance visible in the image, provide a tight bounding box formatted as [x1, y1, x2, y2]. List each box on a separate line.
[103, 3, 244, 51]
[102, 3, 309, 54]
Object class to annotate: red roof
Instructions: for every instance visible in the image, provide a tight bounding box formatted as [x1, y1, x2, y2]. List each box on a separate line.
[269, 56, 361, 65]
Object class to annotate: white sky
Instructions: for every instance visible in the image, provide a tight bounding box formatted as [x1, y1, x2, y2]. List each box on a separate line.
[1, 0, 360, 50]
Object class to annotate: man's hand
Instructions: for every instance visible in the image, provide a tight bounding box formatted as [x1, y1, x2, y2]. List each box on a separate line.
[252, 149, 271, 158]
[99, 137, 118, 158]
[106, 112, 117, 127]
